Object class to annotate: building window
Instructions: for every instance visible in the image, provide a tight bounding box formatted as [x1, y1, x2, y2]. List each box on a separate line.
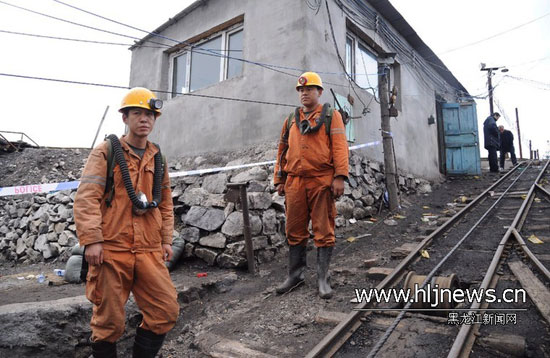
[227, 30, 243, 79]
[345, 33, 378, 93]
[170, 26, 243, 96]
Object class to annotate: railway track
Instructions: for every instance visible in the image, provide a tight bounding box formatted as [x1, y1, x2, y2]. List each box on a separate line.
[306, 160, 550, 358]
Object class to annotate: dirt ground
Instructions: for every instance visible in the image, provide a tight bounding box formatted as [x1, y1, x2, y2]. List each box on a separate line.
[1, 146, 527, 357]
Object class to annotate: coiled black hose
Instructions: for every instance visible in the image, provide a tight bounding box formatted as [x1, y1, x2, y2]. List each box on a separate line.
[107, 135, 162, 210]
[152, 147, 162, 206]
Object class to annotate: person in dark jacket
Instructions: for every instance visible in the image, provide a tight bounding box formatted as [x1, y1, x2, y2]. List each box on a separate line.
[483, 112, 501, 173]
[499, 125, 518, 169]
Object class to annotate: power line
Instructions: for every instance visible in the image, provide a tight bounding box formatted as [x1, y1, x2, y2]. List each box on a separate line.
[508, 54, 550, 68]
[324, 0, 372, 111]
[340, 0, 471, 100]
[505, 75, 550, 87]
[433, 12, 550, 58]
[52, 0, 177, 45]
[0, 72, 297, 108]
[0, 0, 170, 47]
[0, 29, 166, 48]
[0, 0, 377, 91]
[50, 0, 382, 87]
[50, 0, 376, 79]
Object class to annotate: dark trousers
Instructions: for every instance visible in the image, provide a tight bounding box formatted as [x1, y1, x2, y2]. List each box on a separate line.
[500, 147, 517, 169]
[487, 147, 499, 172]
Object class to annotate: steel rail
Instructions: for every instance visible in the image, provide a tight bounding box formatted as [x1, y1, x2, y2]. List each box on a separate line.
[509, 160, 550, 282]
[366, 162, 534, 358]
[448, 159, 549, 358]
[305, 162, 526, 358]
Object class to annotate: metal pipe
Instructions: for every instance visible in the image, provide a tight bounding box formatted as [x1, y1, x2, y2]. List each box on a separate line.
[0, 130, 39, 147]
[0, 133, 19, 152]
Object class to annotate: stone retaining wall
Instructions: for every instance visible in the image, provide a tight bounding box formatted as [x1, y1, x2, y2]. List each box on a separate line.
[0, 151, 432, 267]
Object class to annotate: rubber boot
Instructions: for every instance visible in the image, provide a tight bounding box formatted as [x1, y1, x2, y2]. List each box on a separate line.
[91, 340, 117, 358]
[133, 327, 166, 358]
[276, 245, 306, 294]
[317, 246, 333, 299]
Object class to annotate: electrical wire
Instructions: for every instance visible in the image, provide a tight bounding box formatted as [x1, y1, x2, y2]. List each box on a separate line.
[0, 72, 297, 108]
[0, 0, 380, 92]
[430, 12, 550, 58]
[305, 0, 322, 14]
[52, 0, 178, 44]
[324, 0, 372, 112]
[504, 75, 550, 88]
[0, 29, 166, 48]
[0, 0, 170, 48]
[52, 0, 377, 81]
[339, 0, 470, 100]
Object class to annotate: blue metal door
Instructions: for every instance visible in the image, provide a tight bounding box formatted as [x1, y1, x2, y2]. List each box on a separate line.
[442, 102, 481, 175]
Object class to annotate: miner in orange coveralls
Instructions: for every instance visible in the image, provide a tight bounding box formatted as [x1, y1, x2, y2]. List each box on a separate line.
[74, 87, 179, 358]
[274, 72, 349, 299]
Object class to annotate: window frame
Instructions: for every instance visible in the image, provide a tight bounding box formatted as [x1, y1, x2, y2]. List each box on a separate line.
[169, 23, 243, 97]
[224, 28, 244, 80]
[345, 32, 378, 93]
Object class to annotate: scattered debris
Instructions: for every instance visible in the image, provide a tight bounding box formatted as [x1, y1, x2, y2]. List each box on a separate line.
[528, 234, 544, 244]
[384, 219, 398, 226]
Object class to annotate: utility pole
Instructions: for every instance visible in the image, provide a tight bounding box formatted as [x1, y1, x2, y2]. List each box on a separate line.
[529, 140, 532, 159]
[515, 107, 523, 159]
[378, 54, 399, 212]
[480, 64, 508, 116]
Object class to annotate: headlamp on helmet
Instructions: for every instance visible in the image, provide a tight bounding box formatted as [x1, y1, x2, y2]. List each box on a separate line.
[148, 98, 163, 111]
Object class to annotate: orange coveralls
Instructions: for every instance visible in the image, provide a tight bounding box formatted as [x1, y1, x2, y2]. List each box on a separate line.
[274, 104, 349, 247]
[74, 136, 179, 343]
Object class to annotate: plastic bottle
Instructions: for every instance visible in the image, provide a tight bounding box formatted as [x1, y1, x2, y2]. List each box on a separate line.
[37, 273, 45, 283]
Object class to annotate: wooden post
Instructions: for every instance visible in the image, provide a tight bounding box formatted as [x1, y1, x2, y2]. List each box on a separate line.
[378, 58, 399, 211]
[91, 106, 109, 149]
[225, 183, 255, 274]
[515, 108, 523, 159]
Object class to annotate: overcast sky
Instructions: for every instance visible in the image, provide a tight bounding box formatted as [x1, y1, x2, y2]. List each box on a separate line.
[0, 0, 548, 158]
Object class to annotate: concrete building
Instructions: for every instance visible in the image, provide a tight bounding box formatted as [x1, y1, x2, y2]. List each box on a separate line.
[129, 0, 475, 180]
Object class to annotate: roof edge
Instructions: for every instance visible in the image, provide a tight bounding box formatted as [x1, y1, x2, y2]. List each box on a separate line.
[367, 0, 470, 96]
[130, 0, 206, 50]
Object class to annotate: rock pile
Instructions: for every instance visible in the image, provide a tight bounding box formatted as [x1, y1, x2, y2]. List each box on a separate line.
[0, 190, 78, 264]
[0, 151, 431, 268]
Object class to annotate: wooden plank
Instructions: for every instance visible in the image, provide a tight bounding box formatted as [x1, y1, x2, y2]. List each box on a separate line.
[478, 333, 525, 357]
[391, 242, 418, 259]
[315, 310, 348, 325]
[508, 261, 550, 324]
[197, 333, 278, 358]
[166, 14, 245, 54]
[525, 224, 550, 231]
[537, 254, 550, 261]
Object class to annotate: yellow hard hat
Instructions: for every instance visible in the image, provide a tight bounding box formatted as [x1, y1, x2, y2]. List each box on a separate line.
[119, 87, 162, 116]
[296, 72, 323, 90]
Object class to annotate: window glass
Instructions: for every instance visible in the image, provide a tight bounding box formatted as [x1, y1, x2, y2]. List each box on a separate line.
[345, 37, 353, 76]
[356, 43, 378, 90]
[227, 30, 243, 79]
[190, 36, 222, 91]
[172, 53, 187, 97]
